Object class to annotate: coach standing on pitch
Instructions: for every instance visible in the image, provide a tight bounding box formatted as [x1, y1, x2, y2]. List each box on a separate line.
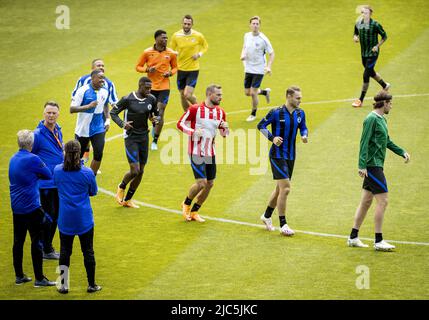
[348, 91, 410, 251]
[32, 101, 64, 260]
[9, 129, 57, 287]
[257, 86, 308, 236]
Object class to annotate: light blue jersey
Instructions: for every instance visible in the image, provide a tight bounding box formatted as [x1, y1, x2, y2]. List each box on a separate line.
[71, 84, 109, 137]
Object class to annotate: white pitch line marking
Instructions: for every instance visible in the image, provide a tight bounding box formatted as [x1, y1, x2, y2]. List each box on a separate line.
[105, 93, 429, 142]
[98, 187, 429, 246]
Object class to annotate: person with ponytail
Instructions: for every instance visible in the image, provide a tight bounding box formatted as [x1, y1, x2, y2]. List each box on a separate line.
[53, 140, 101, 294]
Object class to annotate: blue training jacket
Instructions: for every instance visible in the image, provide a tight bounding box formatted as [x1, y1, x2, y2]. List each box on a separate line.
[32, 121, 64, 189]
[9, 150, 52, 214]
[257, 106, 308, 160]
[54, 164, 98, 236]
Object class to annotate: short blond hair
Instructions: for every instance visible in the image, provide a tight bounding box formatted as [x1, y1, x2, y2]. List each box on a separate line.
[249, 16, 261, 24]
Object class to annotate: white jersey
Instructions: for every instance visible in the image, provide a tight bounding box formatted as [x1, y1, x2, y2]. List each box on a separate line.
[242, 32, 274, 74]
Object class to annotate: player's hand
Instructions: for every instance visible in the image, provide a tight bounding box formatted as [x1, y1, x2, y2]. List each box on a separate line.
[264, 67, 272, 75]
[193, 128, 204, 139]
[404, 152, 411, 163]
[372, 45, 379, 53]
[192, 53, 200, 60]
[273, 136, 283, 146]
[353, 35, 359, 43]
[219, 121, 229, 129]
[301, 136, 308, 143]
[358, 169, 367, 178]
[147, 66, 156, 73]
[151, 116, 161, 125]
[162, 71, 172, 78]
[123, 121, 134, 130]
[88, 101, 98, 108]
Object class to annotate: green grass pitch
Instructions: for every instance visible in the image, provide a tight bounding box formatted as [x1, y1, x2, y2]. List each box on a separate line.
[0, 0, 428, 300]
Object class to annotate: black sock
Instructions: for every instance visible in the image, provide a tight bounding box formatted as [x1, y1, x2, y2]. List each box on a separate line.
[264, 206, 274, 219]
[350, 228, 359, 239]
[259, 89, 267, 96]
[124, 188, 136, 201]
[251, 109, 256, 116]
[375, 233, 383, 243]
[279, 216, 287, 228]
[153, 134, 159, 143]
[191, 203, 201, 212]
[359, 91, 367, 102]
[378, 79, 387, 88]
[184, 197, 192, 206]
[119, 181, 127, 190]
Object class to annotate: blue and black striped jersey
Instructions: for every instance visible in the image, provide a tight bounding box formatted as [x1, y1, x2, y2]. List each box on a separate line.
[257, 105, 308, 160]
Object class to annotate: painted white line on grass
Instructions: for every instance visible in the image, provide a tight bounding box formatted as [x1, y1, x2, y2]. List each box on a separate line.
[98, 187, 429, 247]
[105, 92, 429, 142]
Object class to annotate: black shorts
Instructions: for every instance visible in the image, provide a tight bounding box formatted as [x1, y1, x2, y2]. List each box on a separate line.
[190, 155, 216, 181]
[244, 73, 264, 89]
[361, 56, 378, 69]
[40, 188, 59, 222]
[362, 166, 388, 194]
[177, 70, 199, 90]
[270, 158, 295, 180]
[151, 89, 170, 105]
[125, 135, 148, 164]
[75, 132, 106, 161]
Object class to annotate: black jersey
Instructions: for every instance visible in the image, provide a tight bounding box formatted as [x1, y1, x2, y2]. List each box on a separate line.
[110, 92, 158, 138]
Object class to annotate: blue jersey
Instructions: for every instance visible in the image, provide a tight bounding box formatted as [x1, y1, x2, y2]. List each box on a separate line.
[9, 150, 52, 214]
[71, 83, 109, 137]
[54, 164, 98, 236]
[71, 74, 118, 106]
[257, 106, 308, 160]
[32, 121, 64, 189]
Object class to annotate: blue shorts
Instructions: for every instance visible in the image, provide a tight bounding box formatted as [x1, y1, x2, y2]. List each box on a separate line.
[362, 166, 388, 194]
[151, 89, 170, 105]
[190, 155, 216, 181]
[177, 70, 199, 90]
[270, 158, 294, 180]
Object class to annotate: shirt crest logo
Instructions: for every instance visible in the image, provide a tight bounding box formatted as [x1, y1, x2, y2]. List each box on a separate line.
[297, 117, 302, 123]
[148, 104, 152, 111]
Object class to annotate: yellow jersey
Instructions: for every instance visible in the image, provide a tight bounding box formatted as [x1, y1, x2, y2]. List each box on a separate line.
[170, 29, 208, 71]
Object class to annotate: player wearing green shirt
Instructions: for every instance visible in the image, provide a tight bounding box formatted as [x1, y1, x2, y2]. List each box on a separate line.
[348, 91, 410, 251]
[352, 5, 390, 108]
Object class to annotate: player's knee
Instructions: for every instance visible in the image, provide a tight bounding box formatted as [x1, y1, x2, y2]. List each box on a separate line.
[130, 167, 141, 177]
[197, 180, 207, 190]
[206, 180, 214, 189]
[380, 197, 388, 208]
[362, 197, 373, 208]
[279, 186, 290, 196]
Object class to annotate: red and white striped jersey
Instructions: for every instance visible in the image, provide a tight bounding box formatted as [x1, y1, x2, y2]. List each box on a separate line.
[177, 102, 229, 157]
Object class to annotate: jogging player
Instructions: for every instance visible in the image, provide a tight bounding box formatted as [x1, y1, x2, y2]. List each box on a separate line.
[170, 14, 208, 111]
[257, 86, 308, 236]
[136, 29, 178, 151]
[352, 5, 390, 108]
[110, 77, 160, 208]
[241, 16, 274, 122]
[177, 84, 229, 222]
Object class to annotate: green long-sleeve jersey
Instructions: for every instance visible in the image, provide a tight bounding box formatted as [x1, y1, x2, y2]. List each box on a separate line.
[359, 111, 405, 169]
